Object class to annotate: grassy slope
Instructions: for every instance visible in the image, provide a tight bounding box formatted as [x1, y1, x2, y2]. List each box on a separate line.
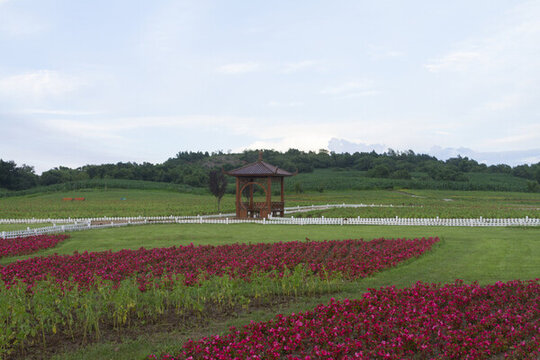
[288, 168, 531, 192]
[0, 188, 539, 220]
[21, 223, 535, 360]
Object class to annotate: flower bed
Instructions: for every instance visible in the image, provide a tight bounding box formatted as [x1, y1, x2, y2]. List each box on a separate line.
[152, 279, 540, 360]
[0, 237, 439, 357]
[0, 234, 68, 259]
[0, 237, 439, 288]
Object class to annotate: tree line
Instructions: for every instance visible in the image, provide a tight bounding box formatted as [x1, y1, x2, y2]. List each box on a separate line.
[1, 149, 539, 192]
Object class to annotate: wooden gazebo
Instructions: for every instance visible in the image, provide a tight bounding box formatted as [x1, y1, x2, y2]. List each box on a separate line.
[225, 153, 295, 219]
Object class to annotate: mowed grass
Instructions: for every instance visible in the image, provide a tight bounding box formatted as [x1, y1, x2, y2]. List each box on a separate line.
[20, 223, 536, 360]
[1, 188, 539, 219]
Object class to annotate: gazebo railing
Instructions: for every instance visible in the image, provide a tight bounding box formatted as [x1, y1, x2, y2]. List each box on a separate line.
[271, 202, 284, 210]
[241, 202, 284, 211]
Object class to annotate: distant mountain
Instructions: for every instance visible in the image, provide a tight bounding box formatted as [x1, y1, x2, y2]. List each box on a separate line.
[327, 138, 540, 166]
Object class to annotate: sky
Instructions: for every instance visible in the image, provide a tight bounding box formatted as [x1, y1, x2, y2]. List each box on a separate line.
[1, 0, 539, 173]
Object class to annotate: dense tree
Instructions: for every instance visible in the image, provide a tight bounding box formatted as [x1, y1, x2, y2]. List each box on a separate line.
[0, 160, 38, 190]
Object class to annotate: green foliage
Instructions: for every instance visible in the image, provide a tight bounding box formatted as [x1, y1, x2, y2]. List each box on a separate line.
[387, 167, 410, 179]
[367, 164, 390, 178]
[0, 159, 38, 191]
[526, 180, 540, 193]
[0, 267, 343, 357]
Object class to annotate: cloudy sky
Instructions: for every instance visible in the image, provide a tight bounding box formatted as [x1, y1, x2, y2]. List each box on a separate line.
[1, 0, 539, 173]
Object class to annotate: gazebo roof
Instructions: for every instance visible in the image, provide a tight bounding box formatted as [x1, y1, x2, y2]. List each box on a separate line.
[226, 156, 294, 177]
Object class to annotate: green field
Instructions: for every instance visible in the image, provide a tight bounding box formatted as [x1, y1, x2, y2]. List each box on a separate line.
[0, 188, 538, 220]
[0, 189, 236, 219]
[291, 189, 540, 218]
[0, 223, 534, 359]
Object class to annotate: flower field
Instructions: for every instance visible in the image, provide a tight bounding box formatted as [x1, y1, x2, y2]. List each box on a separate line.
[152, 279, 540, 360]
[0, 237, 439, 358]
[0, 237, 439, 288]
[0, 234, 67, 259]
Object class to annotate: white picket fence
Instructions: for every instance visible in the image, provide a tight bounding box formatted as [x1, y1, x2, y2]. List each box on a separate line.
[1, 215, 539, 239]
[1, 222, 129, 239]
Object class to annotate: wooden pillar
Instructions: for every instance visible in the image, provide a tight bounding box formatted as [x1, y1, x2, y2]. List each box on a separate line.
[235, 177, 240, 217]
[280, 177, 284, 202]
[249, 181, 254, 212]
[266, 176, 272, 218]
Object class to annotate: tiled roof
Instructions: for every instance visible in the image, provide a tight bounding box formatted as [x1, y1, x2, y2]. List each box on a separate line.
[226, 160, 294, 177]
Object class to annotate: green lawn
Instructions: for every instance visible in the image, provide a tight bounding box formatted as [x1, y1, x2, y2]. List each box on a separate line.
[18, 223, 534, 360]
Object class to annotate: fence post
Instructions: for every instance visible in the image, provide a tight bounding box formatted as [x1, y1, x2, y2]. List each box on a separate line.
[1, 231, 5, 239]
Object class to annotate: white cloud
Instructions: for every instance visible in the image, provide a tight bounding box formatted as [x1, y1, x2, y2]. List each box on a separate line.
[0, 70, 83, 99]
[237, 122, 338, 153]
[367, 45, 404, 59]
[425, 1, 540, 74]
[0, 2, 46, 36]
[341, 90, 381, 98]
[217, 62, 260, 74]
[320, 80, 379, 98]
[486, 129, 540, 147]
[268, 101, 304, 107]
[479, 94, 523, 112]
[281, 60, 320, 73]
[22, 109, 101, 116]
[425, 51, 483, 73]
[321, 81, 373, 95]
